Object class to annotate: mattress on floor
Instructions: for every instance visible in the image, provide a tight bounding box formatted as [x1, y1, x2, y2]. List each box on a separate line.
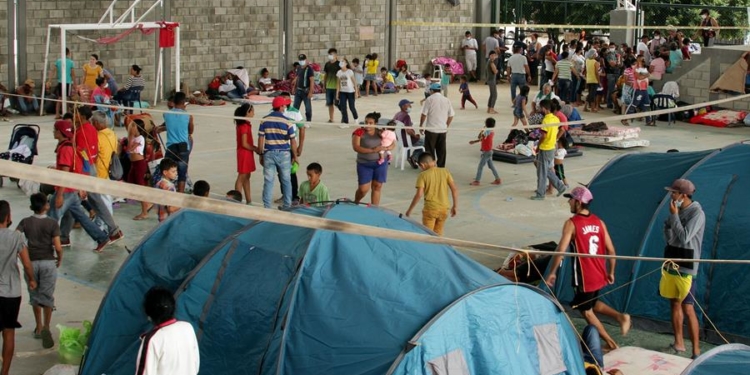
[492, 147, 582, 164]
[569, 126, 641, 144]
[603, 346, 692, 375]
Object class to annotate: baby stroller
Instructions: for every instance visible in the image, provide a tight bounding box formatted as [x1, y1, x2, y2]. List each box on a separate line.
[0, 124, 40, 188]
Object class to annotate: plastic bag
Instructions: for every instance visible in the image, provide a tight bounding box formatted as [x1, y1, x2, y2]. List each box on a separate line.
[43, 364, 78, 375]
[57, 321, 92, 365]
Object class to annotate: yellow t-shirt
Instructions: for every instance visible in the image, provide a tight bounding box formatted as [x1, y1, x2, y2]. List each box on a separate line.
[539, 113, 560, 151]
[83, 64, 103, 89]
[365, 60, 379, 75]
[383, 72, 395, 84]
[416, 167, 454, 211]
[96, 128, 117, 179]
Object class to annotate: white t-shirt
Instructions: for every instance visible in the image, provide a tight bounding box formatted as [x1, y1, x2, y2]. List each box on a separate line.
[131, 135, 145, 156]
[336, 69, 355, 93]
[461, 37, 478, 56]
[636, 42, 652, 64]
[507, 54, 528, 74]
[554, 147, 567, 160]
[136, 321, 199, 375]
[421, 93, 455, 134]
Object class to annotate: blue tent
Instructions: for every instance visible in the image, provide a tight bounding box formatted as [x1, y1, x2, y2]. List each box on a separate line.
[553, 143, 750, 343]
[680, 344, 750, 374]
[80, 204, 586, 375]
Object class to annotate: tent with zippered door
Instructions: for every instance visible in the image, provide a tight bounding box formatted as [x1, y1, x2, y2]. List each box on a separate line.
[80, 203, 587, 375]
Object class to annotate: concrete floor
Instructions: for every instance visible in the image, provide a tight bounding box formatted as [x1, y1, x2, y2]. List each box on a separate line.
[1, 82, 747, 373]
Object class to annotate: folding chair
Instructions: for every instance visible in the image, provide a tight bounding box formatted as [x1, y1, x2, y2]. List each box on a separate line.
[651, 94, 677, 126]
[393, 122, 425, 170]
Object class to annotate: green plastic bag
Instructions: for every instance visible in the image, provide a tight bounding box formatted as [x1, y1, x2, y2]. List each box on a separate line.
[57, 321, 92, 365]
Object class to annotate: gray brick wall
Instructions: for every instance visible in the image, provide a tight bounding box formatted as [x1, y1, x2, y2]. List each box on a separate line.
[396, 0, 474, 76]
[291, 0, 387, 71]
[0, 0, 7, 84]
[9, 0, 477, 98]
[675, 51, 750, 112]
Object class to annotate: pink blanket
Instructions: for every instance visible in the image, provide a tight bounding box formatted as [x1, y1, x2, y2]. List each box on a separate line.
[431, 57, 465, 75]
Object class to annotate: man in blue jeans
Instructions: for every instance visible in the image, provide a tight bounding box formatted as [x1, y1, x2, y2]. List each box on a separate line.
[604, 43, 622, 109]
[48, 120, 109, 252]
[157, 92, 193, 193]
[258, 96, 298, 208]
[506, 46, 532, 103]
[292, 53, 315, 122]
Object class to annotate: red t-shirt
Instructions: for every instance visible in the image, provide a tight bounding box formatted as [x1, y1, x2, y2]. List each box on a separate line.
[480, 130, 494, 152]
[570, 213, 609, 293]
[56, 141, 84, 193]
[76, 122, 99, 165]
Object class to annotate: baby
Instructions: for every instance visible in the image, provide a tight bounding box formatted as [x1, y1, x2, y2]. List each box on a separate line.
[378, 120, 397, 165]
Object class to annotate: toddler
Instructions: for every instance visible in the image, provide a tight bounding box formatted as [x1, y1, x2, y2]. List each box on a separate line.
[351, 58, 364, 89]
[395, 65, 409, 92]
[378, 121, 397, 165]
[458, 76, 477, 109]
[512, 85, 530, 127]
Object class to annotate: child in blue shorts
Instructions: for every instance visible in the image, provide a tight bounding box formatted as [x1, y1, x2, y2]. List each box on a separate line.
[512, 85, 530, 127]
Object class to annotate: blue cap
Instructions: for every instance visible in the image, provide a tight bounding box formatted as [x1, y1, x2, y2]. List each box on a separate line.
[429, 83, 442, 91]
[398, 99, 414, 107]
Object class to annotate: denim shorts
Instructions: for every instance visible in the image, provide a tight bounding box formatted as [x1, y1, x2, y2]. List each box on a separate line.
[513, 107, 525, 119]
[356, 161, 388, 185]
[166, 144, 190, 182]
[325, 88, 337, 106]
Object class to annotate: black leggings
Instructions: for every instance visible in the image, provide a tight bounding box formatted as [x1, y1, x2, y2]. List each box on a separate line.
[554, 163, 565, 181]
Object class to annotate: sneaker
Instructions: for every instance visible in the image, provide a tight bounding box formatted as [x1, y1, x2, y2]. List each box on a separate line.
[109, 230, 124, 244]
[530, 195, 545, 201]
[273, 197, 284, 204]
[557, 185, 569, 197]
[94, 239, 110, 253]
[41, 329, 54, 349]
[60, 239, 71, 248]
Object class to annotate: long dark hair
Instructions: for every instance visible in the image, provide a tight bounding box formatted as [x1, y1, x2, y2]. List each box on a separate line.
[364, 112, 382, 136]
[235, 103, 253, 125]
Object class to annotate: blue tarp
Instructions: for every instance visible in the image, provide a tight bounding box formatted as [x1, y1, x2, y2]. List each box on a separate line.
[84, 204, 583, 375]
[554, 143, 750, 343]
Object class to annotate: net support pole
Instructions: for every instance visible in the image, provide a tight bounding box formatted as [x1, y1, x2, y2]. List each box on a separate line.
[40, 25, 52, 116]
[154, 47, 163, 106]
[175, 26, 181, 93]
[60, 27, 67, 112]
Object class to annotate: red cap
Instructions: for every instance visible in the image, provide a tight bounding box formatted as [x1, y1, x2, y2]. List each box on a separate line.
[54, 120, 74, 139]
[272, 96, 291, 108]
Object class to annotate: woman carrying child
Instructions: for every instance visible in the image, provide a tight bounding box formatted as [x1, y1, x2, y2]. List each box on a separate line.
[234, 103, 257, 204]
[352, 112, 395, 205]
[469, 118, 502, 186]
[378, 121, 397, 165]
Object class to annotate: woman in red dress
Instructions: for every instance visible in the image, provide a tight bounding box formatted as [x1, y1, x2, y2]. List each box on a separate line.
[235, 103, 256, 204]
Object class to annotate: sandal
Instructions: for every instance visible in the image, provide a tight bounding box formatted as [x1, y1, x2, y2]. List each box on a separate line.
[132, 214, 148, 221]
[668, 343, 686, 355]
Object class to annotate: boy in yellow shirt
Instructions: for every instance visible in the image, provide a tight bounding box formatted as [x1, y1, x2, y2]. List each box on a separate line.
[531, 99, 567, 200]
[405, 153, 458, 236]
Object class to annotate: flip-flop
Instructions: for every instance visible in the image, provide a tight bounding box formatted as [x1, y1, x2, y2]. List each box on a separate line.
[41, 329, 54, 349]
[668, 343, 686, 354]
[32, 330, 41, 339]
[132, 215, 148, 221]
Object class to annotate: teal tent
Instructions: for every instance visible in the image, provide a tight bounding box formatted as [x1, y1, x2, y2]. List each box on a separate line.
[553, 143, 750, 343]
[80, 204, 586, 375]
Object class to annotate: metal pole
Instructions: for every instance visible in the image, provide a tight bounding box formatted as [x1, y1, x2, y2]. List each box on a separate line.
[40, 26, 52, 116]
[154, 48, 163, 106]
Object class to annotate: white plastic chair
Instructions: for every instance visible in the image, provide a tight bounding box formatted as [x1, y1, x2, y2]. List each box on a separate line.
[393, 122, 425, 170]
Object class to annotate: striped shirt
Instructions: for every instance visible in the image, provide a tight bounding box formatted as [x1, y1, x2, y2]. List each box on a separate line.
[556, 59, 573, 80]
[123, 75, 145, 90]
[259, 111, 296, 151]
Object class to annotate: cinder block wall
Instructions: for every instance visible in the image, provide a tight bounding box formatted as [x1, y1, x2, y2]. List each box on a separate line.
[0, 0, 7, 82]
[673, 50, 750, 111]
[11, 0, 475, 100]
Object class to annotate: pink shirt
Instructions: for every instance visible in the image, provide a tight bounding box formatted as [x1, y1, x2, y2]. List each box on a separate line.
[649, 58, 666, 80]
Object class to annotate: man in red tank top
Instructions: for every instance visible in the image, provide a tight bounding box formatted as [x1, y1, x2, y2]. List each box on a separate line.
[545, 186, 631, 351]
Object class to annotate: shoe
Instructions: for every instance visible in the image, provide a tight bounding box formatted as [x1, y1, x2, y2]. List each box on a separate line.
[41, 329, 54, 349]
[109, 230, 124, 244]
[60, 239, 71, 248]
[530, 195, 545, 201]
[94, 239, 110, 253]
[470, 181, 480, 186]
[491, 179, 502, 185]
[273, 197, 284, 204]
[407, 158, 418, 169]
[557, 185, 568, 197]
[32, 330, 41, 339]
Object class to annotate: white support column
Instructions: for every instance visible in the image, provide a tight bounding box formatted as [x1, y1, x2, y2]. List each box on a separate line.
[60, 28, 67, 111]
[175, 26, 181, 93]
[154, 47, 163, 106]
[40, 26, 52, 115]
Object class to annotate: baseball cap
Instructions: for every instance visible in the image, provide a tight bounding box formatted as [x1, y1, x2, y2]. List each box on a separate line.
[564, 186, 594, 204]
[272, 96, 291, 108]
[665, 179, 695, 195]
[398, 99, 414, 107]
[429, 83, 442, 91]
[54, 120, 74, 139]
[298, 54, 307, 60]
